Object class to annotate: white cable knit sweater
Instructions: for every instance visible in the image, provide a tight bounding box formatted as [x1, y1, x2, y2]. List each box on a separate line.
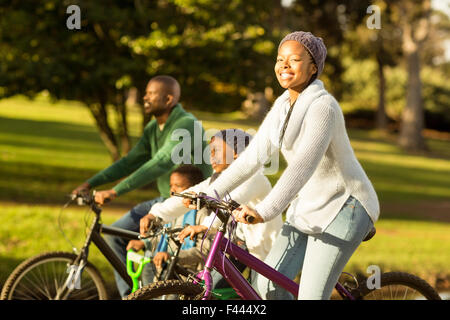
[206, 79, 380, 234]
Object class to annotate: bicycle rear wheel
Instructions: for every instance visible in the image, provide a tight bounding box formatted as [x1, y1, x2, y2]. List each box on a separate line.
[1, 251, 108, 300]
[125, 279, 204, 300]
[358, 272, 441, 300]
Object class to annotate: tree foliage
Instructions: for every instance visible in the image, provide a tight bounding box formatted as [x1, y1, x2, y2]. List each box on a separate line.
[0, 0, 283, 159]
[0, 0, 448, 159]
[0, 0, 152, 160]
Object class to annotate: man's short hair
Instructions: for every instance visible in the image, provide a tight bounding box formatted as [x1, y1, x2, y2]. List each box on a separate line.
[171, 164, 204, 186]
[150, 75, 181, 106]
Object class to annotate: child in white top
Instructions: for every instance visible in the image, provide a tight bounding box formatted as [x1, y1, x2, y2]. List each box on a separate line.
[140, 129, 282, 262]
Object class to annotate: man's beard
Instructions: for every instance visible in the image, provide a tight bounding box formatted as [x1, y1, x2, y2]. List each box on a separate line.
[149, 109, 166, 117]
[145, 104, 166, 117]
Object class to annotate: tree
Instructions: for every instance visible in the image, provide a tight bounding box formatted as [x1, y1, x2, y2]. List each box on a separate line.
[0, 1, 155, 160]
[124, 0, 284, 112]
[284, 0, 373, 100]
[0, 1, 286, 161]
[394, 0, 432, 151]
[345, 1, 402, 131]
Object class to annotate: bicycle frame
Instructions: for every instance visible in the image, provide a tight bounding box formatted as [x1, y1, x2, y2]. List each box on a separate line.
[72, 207, 189, 292]
[194, 228, 355, 300]
[72, 210, 138, 289]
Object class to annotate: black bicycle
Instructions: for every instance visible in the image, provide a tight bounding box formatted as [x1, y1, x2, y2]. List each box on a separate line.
[0, 193, 190, 300]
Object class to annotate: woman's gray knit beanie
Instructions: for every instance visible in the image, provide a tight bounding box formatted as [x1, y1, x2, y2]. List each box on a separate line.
[278, 31, 327, 77]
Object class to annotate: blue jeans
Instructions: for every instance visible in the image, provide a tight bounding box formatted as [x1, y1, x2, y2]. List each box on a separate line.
[104, 197, 165, 298]
[253, 195, 374, 300]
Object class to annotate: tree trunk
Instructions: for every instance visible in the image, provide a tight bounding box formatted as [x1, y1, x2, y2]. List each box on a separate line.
[398, 48, 427, 151]
[115, 91, 131, 156]
[376, 54, 388, 131]
[88, 103, 121, 161]
[115, 102, 131, 156]
[397, 0, 429, 152]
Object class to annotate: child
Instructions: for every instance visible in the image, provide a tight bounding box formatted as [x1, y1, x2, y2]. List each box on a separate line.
[140, 129, 283, 268]
[126, 164, 205, 284]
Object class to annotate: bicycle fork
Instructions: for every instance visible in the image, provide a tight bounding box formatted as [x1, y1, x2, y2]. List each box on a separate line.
[57, 216, 98, 298]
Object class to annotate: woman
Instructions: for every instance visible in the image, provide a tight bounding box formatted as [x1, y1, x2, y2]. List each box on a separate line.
[205, 31, 380, 300]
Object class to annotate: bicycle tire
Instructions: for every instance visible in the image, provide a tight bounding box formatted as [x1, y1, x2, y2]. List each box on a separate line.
[358, 272, 441, 300]
[1, 251, 108, 300]
[125, 279, 204, 300]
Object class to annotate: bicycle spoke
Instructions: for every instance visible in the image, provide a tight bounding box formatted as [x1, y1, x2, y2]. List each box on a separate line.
[402, 287, 409, 300]
[14, 286, 40, 300]
[21, 273, 51, 299]
[364, 283, 431, 300]
[14, 278, 43, 300]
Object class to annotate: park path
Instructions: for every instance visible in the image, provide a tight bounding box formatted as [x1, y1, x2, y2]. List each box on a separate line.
[380, 201, 450, 223]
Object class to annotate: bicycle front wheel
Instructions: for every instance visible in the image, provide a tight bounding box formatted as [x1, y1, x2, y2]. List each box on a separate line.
[125, 279, 204, 300]
[1, 251, 108, 300]
[358, 272, 441, 300]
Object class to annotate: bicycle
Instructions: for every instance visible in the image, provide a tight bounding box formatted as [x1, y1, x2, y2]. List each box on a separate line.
[0, 193, 192, 300]
[125, 192, 442, 300]
[127, 224, 198, 293]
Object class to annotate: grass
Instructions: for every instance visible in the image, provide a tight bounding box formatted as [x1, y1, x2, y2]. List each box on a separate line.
[0, 203, 120, 297]
[346, 219, 450, 282]
[0, 95, 449, 296]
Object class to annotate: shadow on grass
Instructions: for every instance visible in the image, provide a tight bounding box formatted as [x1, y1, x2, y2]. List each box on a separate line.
[0, 116, 155, 206]
[348, 128, 450, 160]
[0, 116, 141, 153]
[0, 116, 103, 143]
[0, 161, 99, 203]
[0, 160, 159, 207]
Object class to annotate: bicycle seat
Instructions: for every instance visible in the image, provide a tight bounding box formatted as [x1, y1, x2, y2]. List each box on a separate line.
[363, 226, 376, 242]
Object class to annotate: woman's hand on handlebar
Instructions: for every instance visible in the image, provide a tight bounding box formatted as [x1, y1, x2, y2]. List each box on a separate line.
[232, 205, 264, 224]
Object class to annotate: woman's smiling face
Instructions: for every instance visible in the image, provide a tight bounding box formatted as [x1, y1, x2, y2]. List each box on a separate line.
[275, 40, 317, 93]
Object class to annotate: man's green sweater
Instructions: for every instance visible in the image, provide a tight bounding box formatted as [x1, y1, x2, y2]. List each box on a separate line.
[87, 104, 212, 198]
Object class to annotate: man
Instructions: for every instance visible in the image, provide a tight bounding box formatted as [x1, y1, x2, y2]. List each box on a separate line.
[72, 75, 212, 298]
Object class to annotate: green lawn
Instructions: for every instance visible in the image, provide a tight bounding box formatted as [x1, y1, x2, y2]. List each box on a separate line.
[0, 95, 449, 297]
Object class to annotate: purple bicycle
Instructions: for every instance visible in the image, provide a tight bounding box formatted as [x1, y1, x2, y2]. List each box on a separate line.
[126, 192, 441, 300]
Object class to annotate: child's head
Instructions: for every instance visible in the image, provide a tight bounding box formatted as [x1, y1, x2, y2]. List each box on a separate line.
[209, 129, 252, 173]
[170, 165, 204, 194]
